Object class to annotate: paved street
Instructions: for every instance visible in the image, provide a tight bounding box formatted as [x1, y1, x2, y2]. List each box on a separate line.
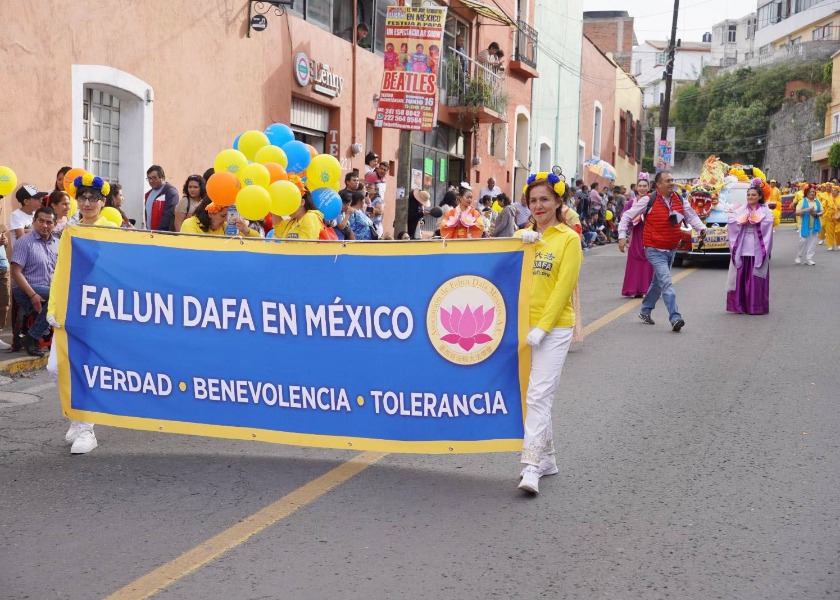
[1, 225, 838, 600]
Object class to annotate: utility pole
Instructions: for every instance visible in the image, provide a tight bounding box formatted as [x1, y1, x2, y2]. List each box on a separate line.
[659, 0, 680, 136]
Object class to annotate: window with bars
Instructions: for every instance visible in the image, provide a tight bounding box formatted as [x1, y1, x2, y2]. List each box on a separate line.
[82, 87, 120, 182]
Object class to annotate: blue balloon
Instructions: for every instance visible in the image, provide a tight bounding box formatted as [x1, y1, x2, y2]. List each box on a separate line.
[282, 140, 312, 173]
[311, 187, 342, 222]
[233, 133, 242, 150]
[265, 123, 294, 148]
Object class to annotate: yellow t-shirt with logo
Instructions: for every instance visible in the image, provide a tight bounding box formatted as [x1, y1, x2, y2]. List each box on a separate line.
[514, 223, 583, 330]
[273, 210, 324, 240]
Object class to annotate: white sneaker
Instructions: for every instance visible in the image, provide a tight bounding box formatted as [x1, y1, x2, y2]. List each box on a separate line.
[818, 240, 824, 245]
[828, 247, 835, 251]
[795, 257, 801, 264]
[539, 456, 559, 476]
[64, 423, 82, 444]
[807, 260, 816, 266]
[518, 466, 540, 494]
[0, 338, 9, 350]
[70, 430, 98, 454]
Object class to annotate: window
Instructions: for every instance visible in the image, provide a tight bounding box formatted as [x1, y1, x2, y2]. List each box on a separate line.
[635, 59, 642, 74]
[618, 110, 627, 158]
[489, 123, 505, 159]
[635, 119, 642, 163]
[593, 104, 602, 158]
[289, 0, 394, 52]
[832, 113, 840, 134]
[727, 24, 737, 43]
[626, 111, 634, 161]
[83, 88, 120, 182]
[655, 52, 668, 65]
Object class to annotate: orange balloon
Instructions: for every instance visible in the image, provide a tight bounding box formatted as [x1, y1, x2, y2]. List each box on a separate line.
[63, 168, 87, 195]
[264, 162, 289, 183]
[305, 144, 318, 159]
[206, 171, 241, 207]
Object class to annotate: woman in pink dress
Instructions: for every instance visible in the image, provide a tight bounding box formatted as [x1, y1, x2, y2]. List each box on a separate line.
[620, 173, 655, 297]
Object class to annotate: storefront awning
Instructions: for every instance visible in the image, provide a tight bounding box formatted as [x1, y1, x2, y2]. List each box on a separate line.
[452, 0, 516, 26]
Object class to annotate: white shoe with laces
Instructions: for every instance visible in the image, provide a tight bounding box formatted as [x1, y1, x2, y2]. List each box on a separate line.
[518, 466, 540, 494]
[807, 260, 816, 266]
[70, 430, 98, 454]
[64, 423, 82, 444]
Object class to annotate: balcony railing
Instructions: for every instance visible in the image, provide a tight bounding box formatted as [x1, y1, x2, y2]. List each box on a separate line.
[514, 19, 538, 69]
[439, 47, 507, 116]
[721, 39, 840, 73]
[811, 131, 840, 161]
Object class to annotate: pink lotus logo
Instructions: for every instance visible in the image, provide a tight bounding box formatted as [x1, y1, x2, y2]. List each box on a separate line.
[439, 305, 495, 351]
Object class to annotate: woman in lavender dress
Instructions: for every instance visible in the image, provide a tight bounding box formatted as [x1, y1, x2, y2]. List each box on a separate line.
[725, 182, 774, 314]
[620, 174, 655, 297]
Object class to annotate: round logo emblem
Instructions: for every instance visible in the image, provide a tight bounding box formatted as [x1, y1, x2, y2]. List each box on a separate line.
[426, 276, 506, 366]
[250, 14, 267, 32]
[294, 52, 311, 87]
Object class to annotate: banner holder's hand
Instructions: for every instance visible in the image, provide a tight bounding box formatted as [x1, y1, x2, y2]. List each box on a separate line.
[47, 314, 62, 329]
[526, 328, 546, 347]
[521, 230, 541, 244]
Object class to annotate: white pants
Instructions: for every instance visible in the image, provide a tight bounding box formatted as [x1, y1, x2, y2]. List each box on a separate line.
[797, 234, 818, 261]
[521, 327, 573, 466]
[47, 339, 94, 433]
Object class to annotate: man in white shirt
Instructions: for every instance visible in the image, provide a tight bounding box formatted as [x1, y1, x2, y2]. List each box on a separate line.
[478, 177, 502, 201]
[11, 185, 48, 241]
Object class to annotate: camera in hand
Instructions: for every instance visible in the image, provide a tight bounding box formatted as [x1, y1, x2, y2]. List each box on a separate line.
[668, 213, 679, 226]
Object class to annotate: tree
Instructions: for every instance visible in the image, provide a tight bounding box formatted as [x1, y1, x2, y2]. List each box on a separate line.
[828, 142, 840, 170]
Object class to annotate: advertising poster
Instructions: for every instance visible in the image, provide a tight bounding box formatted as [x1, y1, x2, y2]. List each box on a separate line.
[375, 6, 447, 131]
[654, 126, 676, 174]
[52, 227, 534, 454]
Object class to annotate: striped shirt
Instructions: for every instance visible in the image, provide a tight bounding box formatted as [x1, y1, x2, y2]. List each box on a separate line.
[11, 230, 58, 288]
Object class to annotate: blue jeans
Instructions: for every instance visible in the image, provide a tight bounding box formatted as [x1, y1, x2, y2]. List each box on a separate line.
[13, 285, 51, 339]
[641, 248, 682, 323]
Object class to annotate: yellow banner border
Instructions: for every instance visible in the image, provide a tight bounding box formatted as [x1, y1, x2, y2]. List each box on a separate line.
[54, 226, 534, 453]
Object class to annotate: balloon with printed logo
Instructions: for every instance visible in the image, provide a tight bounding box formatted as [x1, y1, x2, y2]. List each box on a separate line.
[206, 171, 241, 207]
[310, 187, 342, 222]
[305, 154, 342, 191]
[63, 168, 87, 194]
[238, 162, 271, 189]
[213, 149, 248, 176]
[0, 166, 17, 196]
[281, 140, 312, 174]
[235, 185, 271, 221]
[263, 162, 288, 184]
[264, 123, 295, 148]
[238, 130, 270, 162]
[100, 206, 123, 226]
[254, 144, 288, 169]
[328, 179, 341, 192]
[269, 180, 303, 216]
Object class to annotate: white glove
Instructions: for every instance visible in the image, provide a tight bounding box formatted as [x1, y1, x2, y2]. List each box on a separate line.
[526, 327, 546, 347]
[521, 230, 541, 244]
[47, 314, 62, 329]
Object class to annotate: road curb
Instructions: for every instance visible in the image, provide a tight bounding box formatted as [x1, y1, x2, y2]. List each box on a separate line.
[0, 354, 48, 376]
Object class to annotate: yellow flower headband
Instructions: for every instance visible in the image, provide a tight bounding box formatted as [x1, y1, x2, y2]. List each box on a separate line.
[73, 172, 110, 197]
[523, 172, 566, 198]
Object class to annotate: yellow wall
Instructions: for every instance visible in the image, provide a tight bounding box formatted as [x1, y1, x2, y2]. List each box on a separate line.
[613, 67, 643, 186]
[773, 14, 838, 49]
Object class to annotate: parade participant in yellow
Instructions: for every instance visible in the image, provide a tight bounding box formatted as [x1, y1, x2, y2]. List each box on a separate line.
[179, 199, 260, 237]
[824, 186, 839, 251]
[46, 174, 119, 455]
[767, 179, 782, 229]
[513, 172, 582, 494]
[817, 184, 830, 245]
[273, 175, 325, 240]
[792, 183, 806, 227]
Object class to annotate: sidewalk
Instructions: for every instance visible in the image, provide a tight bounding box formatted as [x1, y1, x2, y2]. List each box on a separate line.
[0, 330, 47, 376]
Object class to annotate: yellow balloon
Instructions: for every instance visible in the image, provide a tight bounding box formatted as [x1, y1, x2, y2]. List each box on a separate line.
[238, 130, 270, 162]
[305, 154, 342, 191]
[238, 163, 271, 189]
[269, 180, 303, 216]
[605, 210, 613, 221]
[0, 166, 17, 196]
[492, 200, 502, 214]
[328, 179, 341, 191]
[235, 185, 271, 221]
[214, 149, 248, 175]
[100, 206, 123, 226]
[254, 145, 289, 169]
[68, 198, 78, 217]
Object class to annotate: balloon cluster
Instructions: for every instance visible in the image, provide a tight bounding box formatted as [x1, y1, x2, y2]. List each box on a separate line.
[209, 124, 344, 222]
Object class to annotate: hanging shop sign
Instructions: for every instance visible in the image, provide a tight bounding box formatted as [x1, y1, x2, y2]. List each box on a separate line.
[293, 51, 344, 98]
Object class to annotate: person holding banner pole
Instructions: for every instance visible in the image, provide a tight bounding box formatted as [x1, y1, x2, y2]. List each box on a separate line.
[46, 174, 118, 455]
[514, 172, 583, 494]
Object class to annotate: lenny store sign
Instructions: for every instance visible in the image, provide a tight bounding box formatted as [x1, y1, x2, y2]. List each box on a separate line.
[293, 51, 344, 98]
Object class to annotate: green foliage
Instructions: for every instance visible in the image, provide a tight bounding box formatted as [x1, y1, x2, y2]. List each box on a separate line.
[642, 156, 654, 172]
[671, 60, 825, 163]
[828, 142, 840, 170]
[824, 61, 833, 84]
[814, 91, 832, 122]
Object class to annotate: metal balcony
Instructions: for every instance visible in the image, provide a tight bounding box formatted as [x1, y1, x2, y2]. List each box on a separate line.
[514, 19, 538, 69]
[811, 131, 840, 162]
[438, 47, 507, 123]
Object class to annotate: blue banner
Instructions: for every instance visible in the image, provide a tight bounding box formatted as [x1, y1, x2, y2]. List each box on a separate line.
[53, 228, 534, 453]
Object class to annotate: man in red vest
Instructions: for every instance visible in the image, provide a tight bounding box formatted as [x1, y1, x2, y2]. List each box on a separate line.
[617, 171, 706, 331]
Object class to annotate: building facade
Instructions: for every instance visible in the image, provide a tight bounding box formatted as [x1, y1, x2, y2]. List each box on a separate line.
[582, 11, 636, 74]
[633, 41, 711, 109]
[1, 0, 539, 236]
[579, 36, 616, 188]
[710, 13, 757, 67]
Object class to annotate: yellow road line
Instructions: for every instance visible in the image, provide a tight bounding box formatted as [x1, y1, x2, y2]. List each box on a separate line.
[105, 451, 386, 600]
[106, 265, 699, 599]
[582, 267, 697, 337]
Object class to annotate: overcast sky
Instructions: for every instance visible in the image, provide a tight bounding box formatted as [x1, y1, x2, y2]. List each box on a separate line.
[582, 0, 753, 44]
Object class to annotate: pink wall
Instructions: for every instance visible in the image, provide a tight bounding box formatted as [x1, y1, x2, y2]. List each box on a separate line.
[579, 36, 617, 187]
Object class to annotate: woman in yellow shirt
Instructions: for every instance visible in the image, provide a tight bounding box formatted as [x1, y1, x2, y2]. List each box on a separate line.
[273, 186, 325, 240]
[179, 199, 259, 237]
[514, 172, 583, 494]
